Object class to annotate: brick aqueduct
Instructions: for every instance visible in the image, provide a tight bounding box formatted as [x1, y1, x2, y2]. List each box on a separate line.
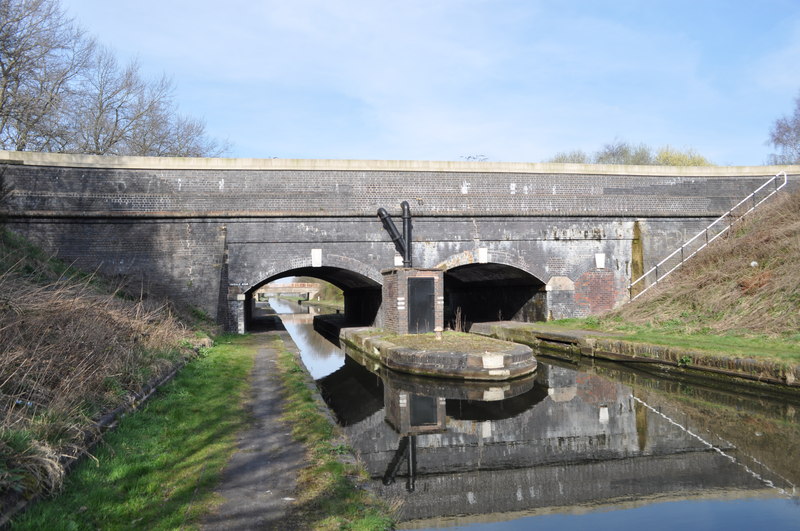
[2, 151, 797, 333]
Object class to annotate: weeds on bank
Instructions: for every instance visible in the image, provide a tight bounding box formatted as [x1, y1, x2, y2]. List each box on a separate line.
[9, 334, 256, 530]
[273, 337, 394, 530]
[0, 228, 205, 514]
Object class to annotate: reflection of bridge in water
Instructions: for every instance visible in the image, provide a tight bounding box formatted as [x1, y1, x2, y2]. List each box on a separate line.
[261, 298, 345, 379]
[318, 357, 795, 523]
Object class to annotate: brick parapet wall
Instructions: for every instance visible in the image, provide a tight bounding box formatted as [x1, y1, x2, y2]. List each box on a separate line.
[3, 153, 797, 218]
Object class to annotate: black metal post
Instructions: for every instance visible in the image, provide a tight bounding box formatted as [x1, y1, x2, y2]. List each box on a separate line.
[406, 435, 416, 492]
[377, 207, 406, 259]
[401, 201, 412, 267]
[378, 203, 413, 267]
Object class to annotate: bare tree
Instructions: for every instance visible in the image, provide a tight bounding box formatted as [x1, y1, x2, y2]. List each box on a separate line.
[125, 99, 227, 157]
[0, 0, 225, 157]
[67, 48, 169, 155]
[0, 0, 93, 151]
[594, 140, 654, 165]
[768, 91, 800, 164]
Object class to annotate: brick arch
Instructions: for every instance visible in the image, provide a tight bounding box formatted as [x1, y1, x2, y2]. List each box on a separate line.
[236, 252, 383, 293]
[435, 249, 548, 284]
[439, 254, 548, 328]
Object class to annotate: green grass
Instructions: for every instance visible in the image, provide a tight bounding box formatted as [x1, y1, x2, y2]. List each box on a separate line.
[539, 319, 800, 363]
[10, 334, 257, 530]
[272, 336, 394, 530]
[612, 330, 800, 361]
[11, 333, 394, 530]
[390, 330, 515, 351]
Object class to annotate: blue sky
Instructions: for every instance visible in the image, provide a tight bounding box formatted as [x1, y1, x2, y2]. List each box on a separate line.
[61, 0, 800, 165]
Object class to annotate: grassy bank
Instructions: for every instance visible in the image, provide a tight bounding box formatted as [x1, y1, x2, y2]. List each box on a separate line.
[272, 336, 394, 530]
[546, 189, 800, 366]
[9, 334, 256, 530]
[0, 229, 215, 514]
[7, 328, 394, 529]
[536, 318, 800, 364]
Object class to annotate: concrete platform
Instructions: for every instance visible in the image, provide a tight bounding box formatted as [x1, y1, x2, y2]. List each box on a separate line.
[339, 327, 536, 381]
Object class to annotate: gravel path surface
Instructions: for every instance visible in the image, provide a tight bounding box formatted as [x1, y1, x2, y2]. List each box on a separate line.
[202, 331, 305, 530]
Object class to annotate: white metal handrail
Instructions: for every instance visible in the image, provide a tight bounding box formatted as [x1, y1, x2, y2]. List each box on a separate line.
[629, 171, 788, 301]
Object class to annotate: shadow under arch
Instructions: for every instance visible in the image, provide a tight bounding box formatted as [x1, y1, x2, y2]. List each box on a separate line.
[245, 266, 382, 332]
[444, 262, 546, 331]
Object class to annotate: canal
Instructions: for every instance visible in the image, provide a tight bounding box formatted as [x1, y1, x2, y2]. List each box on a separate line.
[266, 298, 800, 530]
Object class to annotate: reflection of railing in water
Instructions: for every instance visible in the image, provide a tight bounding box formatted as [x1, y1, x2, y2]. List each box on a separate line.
[632, 395, 796, 497]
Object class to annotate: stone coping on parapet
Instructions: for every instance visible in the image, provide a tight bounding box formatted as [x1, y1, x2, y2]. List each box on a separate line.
[339, 327, 537, 381]
[1, 149, 798, 177]
[470, 321, 800, 391]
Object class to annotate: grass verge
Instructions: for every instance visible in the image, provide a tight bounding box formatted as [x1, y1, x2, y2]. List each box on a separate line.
[1, 227, 218, 508]
[272, 336, 394, 530]
[537, 318, 800, 364]
[8, 334, 257, 530]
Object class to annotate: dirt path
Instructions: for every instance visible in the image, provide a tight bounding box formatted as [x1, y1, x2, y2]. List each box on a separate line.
[202, 331, 305, 530]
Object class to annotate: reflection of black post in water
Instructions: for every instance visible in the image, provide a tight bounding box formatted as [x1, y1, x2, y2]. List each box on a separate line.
[407, 435, 416, 492]
[382, 435, 417, 492]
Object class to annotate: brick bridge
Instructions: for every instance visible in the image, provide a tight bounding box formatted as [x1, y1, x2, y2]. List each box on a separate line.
[2, 151, 797, 333]
[255, 282, 321, 301]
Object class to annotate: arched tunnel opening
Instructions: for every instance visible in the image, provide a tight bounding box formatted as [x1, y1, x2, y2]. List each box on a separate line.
[244, 266, 382, 333]
[444, 263, 547, 331]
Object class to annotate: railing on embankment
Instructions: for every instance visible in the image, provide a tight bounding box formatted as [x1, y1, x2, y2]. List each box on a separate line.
[629, 171, 788, 301]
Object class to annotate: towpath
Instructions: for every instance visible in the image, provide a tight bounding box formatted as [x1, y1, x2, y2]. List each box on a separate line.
[201, 329, 305, 531]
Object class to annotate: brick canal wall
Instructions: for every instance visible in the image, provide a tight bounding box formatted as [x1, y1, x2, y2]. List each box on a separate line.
[2, 151, 797, 331]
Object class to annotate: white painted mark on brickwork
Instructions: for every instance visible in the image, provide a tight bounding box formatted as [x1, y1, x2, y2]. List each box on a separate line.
[311, 248, 322, 267]
[595, 253, 606, 269]
[478, 247, 488, 263]
[177, 178, 182, 191]
[461, 181, 471, 194]
[482, 421, 492, 439]
[483, 388, 505, 401]
[523, 185, 529, 195]
[483, 354, 504, 369]
[218, 179, 224, 191]
[510, 183, 516, 195]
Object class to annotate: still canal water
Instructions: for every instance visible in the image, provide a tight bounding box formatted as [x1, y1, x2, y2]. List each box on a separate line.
[266, 298, 800, 530]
